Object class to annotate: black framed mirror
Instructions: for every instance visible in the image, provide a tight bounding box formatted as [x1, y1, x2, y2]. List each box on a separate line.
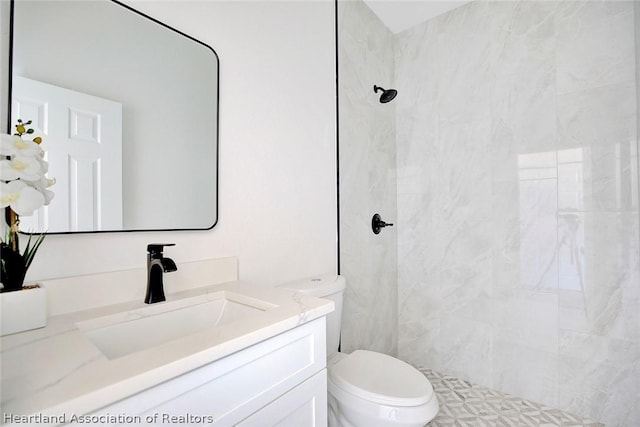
[8, 0, 219, 233]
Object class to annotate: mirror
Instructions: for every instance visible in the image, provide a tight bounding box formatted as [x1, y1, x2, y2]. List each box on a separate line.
[9, 0, 219, 233]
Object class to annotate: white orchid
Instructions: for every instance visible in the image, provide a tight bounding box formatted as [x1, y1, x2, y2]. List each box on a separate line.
[0, 180, 45, 216]
[0, 120, 55, 218]
[0, 133, 42, 158]
[26, 175, 56, 205]
[0, 154, 44, 181]
[1, 120, 54, 292]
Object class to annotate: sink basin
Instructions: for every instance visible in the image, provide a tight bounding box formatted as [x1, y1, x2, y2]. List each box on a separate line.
[76, 291, 277, 359]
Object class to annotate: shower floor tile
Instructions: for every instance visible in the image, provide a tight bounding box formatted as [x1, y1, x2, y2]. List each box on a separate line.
[421, 369, 605, 427]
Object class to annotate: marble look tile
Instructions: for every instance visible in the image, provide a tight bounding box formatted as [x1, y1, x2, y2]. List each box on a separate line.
[341, 0, 639, 425]
[518, 176, 559, 291]
[338, 0, 398, 357]
[559, 331, 640, 427]
[491, 85, 557, 178]
[490, 64, 557, 159]
[396, 196, 443, 294]
[490, 178, 522, 298]
[489, 2, 558, 268]
[558, 212, 640, 340]
[395, 19, 438, 107]
[397, 317, 441, 372]
[431, 119, 494, 305]
[435, 1, 491, 125]
[492, 292, 559, 354]
[557, 82, 636, 151]
[555, 0, 635, 94]
[338, 0, 394, 69]
[395, 101, 438, 174]
[490, 0, 556, 82]
[557, 82, 637, 212]
[492, 339, 559, 409]
[432, 120, 492, 218]
[437, 315, 493, 387]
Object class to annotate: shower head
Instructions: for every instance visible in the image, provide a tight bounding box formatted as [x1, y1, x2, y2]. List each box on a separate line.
[373, 85, 397, 103]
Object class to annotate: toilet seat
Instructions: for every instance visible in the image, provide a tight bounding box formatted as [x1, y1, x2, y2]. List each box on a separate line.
[329, 350, 434, 407]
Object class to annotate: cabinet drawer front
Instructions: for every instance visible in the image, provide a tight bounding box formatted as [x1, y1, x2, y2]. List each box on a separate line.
[237, 370, 327, 427]
[91, 318, 326, 425]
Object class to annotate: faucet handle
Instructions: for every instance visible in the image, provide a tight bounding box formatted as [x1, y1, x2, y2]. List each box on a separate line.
[147, 243, 176, 257]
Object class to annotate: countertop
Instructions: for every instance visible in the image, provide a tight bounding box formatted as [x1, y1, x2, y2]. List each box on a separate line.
[0, 280, 333, 425]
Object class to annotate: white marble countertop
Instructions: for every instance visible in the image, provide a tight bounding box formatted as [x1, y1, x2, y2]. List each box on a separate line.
[0, 280, 333, 425]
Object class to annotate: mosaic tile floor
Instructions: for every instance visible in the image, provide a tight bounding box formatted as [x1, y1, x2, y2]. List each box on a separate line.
[421, 369, 605, 427]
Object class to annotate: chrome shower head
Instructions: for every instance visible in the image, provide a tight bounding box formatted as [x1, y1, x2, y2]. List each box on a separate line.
[373, 85, 397, 103]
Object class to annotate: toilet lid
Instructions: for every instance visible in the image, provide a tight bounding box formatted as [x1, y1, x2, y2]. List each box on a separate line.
[329, 350, 434, 407]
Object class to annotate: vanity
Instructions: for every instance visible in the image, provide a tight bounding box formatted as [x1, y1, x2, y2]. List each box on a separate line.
[2, 2, 334, 424]
[0, 258, 333, 426]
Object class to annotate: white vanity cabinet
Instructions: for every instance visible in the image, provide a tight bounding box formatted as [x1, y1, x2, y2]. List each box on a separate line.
[237, 370, 326, 427]
[85, 318, 327, 426]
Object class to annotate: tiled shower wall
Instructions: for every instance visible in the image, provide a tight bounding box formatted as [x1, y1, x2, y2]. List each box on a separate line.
[338, 0, 398, 356]
[394, 2, 639, 426]
[339, 1, 640, 426]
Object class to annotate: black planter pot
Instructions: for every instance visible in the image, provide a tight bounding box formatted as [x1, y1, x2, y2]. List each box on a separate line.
[0, 243, 27, 292]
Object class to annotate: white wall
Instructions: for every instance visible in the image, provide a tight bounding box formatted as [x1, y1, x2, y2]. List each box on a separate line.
[2, 0, 337, 286]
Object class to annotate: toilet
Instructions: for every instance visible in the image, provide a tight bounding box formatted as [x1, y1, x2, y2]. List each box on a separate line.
[278, 275, 439, 427]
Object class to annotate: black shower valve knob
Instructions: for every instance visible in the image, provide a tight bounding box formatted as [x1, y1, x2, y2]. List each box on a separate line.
[372, 213, 394, 234]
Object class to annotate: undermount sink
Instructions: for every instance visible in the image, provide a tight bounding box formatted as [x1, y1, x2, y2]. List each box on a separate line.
[76, 291, 277, 359]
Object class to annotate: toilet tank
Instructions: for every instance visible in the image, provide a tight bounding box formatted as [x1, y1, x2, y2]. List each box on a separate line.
[277, 274, 345, 356]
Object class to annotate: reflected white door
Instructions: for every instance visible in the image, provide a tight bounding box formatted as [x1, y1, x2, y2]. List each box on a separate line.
[11, 76, 123, 232]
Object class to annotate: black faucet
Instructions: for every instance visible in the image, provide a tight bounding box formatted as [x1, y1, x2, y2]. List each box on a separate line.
[145, 243, 178, 304]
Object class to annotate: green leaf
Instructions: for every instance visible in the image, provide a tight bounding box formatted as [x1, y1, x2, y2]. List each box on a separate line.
[23, 233, 46, 270]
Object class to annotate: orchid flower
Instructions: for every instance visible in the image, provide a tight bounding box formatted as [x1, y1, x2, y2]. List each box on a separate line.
[26, 176, 56, 205]
[0, 155, 44, 181]
[1, 120, 55, 291]
[0, 180, 45, 216]
[1, 120, 55, 220]
[0, 133, 42, 158]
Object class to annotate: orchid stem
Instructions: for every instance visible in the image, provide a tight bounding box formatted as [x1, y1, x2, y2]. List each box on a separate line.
[5, 208, 19, 252]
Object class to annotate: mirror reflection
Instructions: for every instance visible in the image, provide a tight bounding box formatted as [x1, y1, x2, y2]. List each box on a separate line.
[10, 0, 219, 233]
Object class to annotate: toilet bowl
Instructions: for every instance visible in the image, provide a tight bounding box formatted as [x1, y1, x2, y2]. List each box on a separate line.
[278, 275, 439, 427]
[328, 350, 439, 427]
